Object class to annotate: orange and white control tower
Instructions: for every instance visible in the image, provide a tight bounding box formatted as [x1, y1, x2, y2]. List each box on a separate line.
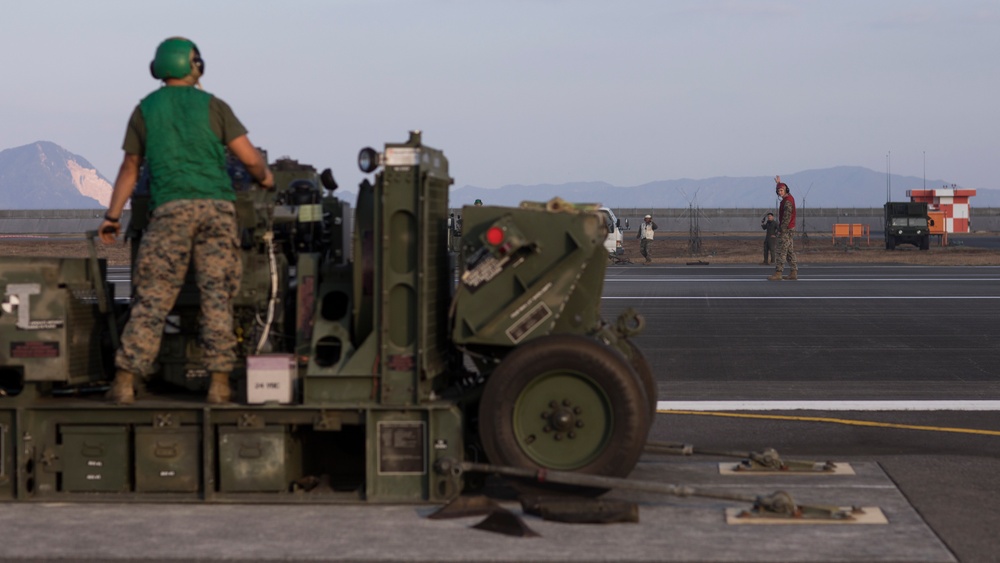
[907, 185, 977, 233]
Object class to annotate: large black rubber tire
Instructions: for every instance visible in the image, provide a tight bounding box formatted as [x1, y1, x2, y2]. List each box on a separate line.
[478, 334, 650, 485]
[625, 340, 658, 417]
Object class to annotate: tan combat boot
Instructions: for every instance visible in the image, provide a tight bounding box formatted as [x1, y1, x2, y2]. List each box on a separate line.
[107, 370, 135, 405]
[207, 372, 232, 404]
[767, 271, 783, 281]
[783, 270, 798, 281]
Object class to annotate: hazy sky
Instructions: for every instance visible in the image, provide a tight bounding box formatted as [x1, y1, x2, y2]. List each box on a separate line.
[2, 1, 997, 194]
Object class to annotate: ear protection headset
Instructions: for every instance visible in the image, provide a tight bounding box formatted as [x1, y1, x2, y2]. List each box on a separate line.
[149, 37, 204, 80]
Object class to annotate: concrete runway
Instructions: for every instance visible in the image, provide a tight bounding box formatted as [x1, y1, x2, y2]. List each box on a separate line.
[602, 263, 1000, 563]
[2, 264, 997, 562]
[603, 263, 1000, 399]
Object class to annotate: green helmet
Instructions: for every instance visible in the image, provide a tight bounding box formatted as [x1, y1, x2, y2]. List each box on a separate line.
[150, 37, 203, 80]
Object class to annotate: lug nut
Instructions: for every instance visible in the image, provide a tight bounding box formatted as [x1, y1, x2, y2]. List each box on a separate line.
[543, 425, 552, 433]
[525, 435, 536, 444]
[576, 420, 585, 428]
[568, 432, 576, 439]
[554, 433, 563, 441]
[573, 406, 582, 414]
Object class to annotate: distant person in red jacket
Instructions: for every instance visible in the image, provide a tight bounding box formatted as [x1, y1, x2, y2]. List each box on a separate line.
[768, 176, 798, 281]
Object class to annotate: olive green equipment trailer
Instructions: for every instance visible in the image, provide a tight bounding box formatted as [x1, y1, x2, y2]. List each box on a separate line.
[0, 131, 653, 503]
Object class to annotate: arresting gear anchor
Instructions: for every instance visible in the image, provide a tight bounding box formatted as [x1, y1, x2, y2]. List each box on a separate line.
[432, 458, 861, 523]
[739, 491, 867, 521]
[644, 440, 838, 473]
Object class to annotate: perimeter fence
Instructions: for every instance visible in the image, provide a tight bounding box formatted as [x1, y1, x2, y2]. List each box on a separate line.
[3, 208, 1000, 235]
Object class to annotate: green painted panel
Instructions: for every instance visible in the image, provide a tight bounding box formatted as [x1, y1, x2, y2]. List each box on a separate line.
[61, 425, 130, 492]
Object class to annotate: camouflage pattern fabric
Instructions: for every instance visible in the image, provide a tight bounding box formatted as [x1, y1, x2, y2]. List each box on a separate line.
[640, 238, 652, 262]
[775, 229, 797, 274]
[116, 200, 242, 377]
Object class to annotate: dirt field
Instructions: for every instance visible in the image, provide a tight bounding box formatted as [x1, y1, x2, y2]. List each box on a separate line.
[1, 233, 999, 267]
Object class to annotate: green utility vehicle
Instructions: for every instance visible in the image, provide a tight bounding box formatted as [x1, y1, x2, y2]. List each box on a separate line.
[884, 202, 932, 250]
[0, 132, 652, 503]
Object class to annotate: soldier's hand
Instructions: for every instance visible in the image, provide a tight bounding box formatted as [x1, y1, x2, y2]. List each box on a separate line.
[259, 168, 275, 190]
[99, 220, 120, 244]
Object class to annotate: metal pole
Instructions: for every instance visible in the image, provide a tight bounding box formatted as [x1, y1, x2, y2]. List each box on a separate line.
[433, 458, 859, 520]
[886, 151, 891, 202]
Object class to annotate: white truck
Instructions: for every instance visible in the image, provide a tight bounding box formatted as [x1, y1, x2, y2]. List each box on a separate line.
[598, 206, 624, 257]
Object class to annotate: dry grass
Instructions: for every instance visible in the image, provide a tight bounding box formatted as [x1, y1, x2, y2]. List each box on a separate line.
[2, 233, 999, 267]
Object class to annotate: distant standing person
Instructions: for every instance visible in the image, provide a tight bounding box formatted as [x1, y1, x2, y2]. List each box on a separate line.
[760, 212, 777, 265]
[768, 176, 797, 281]
[637, 214, 658, 264]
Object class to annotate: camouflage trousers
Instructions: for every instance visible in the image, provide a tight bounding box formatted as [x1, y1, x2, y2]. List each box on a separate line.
[640, 238, 652, 262]
[116, 200, 242, 377]
[775, 229, 797, 273]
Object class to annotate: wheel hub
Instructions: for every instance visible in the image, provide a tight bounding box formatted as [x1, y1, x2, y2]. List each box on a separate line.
[548, 404, 577, 433]
[509, 372, 615, 469]
[536, 399, 586, 442]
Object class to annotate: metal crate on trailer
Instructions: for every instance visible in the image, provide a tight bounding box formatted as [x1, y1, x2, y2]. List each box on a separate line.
[217, 425, 297, 493]
[134, 426, 200, 493]
[61, 425, 130, 493]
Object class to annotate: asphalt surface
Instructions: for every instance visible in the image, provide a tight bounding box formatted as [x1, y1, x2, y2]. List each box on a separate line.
[1, 263, 998, 562]
[602, 263, 1000, 563]
[951, 234, 1000, 249]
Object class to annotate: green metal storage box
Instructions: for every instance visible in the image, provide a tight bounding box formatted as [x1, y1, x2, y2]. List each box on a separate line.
[61, 425, 129, 492]
[135, 426, 200, 493]
[218, 425, 295, 492]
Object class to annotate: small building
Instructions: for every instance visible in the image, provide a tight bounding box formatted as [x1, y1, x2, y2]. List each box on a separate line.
[906, 186, 977, 233]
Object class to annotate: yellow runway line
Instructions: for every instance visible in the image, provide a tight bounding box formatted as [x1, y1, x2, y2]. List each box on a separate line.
[659, 410, 1000, 437]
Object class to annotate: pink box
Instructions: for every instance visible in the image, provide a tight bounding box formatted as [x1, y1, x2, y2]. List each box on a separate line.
[246, 354, 297, 404]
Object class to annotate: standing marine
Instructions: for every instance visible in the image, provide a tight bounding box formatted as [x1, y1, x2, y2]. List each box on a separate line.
[768, 176, 798, 281]
[637, 214, 658, 264]
[99, 37, 275, 404]
[760, 212, 777, 265]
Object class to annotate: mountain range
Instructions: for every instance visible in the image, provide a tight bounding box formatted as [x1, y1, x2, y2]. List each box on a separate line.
[448, 168, 1000, 209]
[0, 141, 112, 209]
[1, 141, 996, 210]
